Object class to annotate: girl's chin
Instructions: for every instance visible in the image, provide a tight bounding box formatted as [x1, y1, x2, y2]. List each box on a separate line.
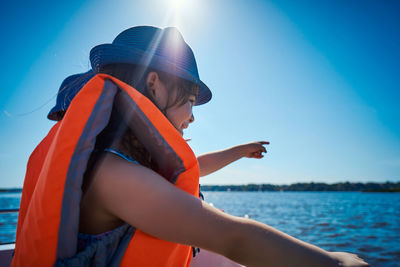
[176, 128, 183, 135]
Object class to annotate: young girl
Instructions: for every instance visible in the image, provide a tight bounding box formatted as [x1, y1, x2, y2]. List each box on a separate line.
[13, 26, 368, 267]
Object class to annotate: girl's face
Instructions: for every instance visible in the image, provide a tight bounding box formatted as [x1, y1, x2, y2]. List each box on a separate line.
[146, 72, 196, 136]
[165, 93, 196, 136]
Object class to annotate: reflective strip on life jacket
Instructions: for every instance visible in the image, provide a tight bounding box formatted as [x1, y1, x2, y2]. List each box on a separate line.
[12, 74, 199, 267]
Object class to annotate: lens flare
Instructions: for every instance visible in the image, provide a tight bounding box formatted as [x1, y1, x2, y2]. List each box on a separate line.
[171, 0, 186, 11]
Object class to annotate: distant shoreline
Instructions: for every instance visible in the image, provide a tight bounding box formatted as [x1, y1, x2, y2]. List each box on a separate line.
[1, 182, 399, 193]
[0, 188, 22, 193]
[200, 182, 400, 192]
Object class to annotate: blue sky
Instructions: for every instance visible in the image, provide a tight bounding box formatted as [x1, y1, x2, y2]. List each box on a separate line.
[1, 0, 399, 188]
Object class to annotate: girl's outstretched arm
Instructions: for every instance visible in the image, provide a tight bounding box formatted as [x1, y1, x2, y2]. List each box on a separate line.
[197, 141, 269, 177]
[88, 154, 368, 267]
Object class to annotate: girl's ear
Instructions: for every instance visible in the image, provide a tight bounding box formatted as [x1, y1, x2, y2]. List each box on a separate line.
[145, 71, 169, 110]
[146, 72, 159, 98]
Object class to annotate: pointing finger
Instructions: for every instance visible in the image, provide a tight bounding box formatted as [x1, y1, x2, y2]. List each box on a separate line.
[258, 141, 270, 145]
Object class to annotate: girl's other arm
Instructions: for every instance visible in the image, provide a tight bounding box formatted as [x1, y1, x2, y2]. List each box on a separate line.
[197, 141, 269, 177]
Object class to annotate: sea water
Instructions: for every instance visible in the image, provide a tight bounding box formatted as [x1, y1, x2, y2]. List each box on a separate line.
[0, 192, 20, 245]
[1, 191, 399, 266]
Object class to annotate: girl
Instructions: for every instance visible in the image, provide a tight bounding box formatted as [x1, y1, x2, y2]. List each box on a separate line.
[13, 26, 368, 267]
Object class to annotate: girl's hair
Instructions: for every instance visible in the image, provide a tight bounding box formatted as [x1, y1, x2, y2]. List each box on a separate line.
[84, 63, 199, 182]
[98, 63, 199, 111]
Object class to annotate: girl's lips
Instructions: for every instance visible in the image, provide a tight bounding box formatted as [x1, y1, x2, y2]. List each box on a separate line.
[179, 123, 189, 135]
[182, 123, 189, 130]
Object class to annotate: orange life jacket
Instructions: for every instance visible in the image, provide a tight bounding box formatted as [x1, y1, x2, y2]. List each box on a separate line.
[12, 74, 200, 267]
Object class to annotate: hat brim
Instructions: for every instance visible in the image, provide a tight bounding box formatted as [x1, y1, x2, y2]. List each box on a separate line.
[48, 70, 95, 121]
[90, 44, 211, 105]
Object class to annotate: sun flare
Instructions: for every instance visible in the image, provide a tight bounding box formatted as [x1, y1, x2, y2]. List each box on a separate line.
[171, 0, 186, 11]
[165, 0, 203, 29]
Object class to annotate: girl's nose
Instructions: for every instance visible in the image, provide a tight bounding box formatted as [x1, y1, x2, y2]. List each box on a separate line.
[189, 114, 195, 123]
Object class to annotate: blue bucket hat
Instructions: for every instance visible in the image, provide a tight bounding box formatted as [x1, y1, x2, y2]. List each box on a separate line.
[90, 26, 211, 105]
[48, 26, 211, 121]
[47, 70, 95, 121]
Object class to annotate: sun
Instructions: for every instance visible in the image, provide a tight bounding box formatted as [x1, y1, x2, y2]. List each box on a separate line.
[171, 0, 186, 11]
[161, 0, 203, 30]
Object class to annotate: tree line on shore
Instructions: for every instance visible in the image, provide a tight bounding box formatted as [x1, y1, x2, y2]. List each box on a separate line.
[200, 181, 400, 192]
[1, 181, 400, 193]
